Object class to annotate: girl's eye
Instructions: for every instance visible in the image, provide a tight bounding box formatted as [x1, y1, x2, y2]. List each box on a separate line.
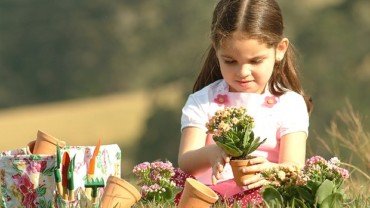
[224, 60, 236, 64]
[251, 59, 263, 65]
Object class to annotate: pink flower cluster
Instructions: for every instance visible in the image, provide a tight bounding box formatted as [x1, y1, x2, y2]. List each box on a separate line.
[132, 162, 151, 173]
[263, 156, 350, 190]
[141, 183, 167, 196]
[151, 161, 176, 176]
[304, 156, 349, 180]
[133, 160, 178, 202]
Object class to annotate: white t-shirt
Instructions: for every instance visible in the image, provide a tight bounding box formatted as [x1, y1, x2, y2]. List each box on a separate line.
[181, 79, 309, 185]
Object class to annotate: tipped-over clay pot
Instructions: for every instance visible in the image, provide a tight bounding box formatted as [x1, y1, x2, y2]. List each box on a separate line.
[100, 176, 141, 208]
[178, 178, 219, 208]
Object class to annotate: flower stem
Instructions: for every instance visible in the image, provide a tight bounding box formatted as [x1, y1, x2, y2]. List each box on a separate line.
[340, 162, 370, 180]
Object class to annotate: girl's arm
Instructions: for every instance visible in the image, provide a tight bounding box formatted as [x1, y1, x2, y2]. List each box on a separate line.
[178, 127, 230, 180]
[279, 131, 307, 167]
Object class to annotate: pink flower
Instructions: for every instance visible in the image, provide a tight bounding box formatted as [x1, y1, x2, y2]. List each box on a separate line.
[26, 160, 47, 173]
[133, 162, 151, 174]
[214, 94, 229, 105]
[334, 167, 350, 179]
[12, 174, 37, 208]
[305, 156, 326, 166]
[263, 96, 278, 108]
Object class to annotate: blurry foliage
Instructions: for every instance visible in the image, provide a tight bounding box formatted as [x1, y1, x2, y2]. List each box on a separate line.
[279, 0, 370, 135]
[309, 101, 369, 179]
[134, 103, 181, 165]
[0, 0, 211, 107]
[1, 0, 370, 168]
[0, 0, 124, 105]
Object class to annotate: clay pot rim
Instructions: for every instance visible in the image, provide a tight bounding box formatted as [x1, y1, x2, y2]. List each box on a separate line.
[185, 178, 219, 203]
[37, 130, 66, 147]
[229, 157, 257, 166]
[107, 176, 141, 201]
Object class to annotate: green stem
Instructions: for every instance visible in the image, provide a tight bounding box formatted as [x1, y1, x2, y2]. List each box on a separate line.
[340, 162, 370, 180]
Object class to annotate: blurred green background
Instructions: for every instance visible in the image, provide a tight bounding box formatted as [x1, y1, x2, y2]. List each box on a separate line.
[0, 0, 369, 177]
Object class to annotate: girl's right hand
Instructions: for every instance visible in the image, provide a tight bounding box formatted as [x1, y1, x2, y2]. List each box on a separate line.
[208, 145, 230, 185]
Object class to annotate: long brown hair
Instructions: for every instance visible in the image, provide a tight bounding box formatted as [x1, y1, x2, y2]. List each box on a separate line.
[193, 0, 313, 113]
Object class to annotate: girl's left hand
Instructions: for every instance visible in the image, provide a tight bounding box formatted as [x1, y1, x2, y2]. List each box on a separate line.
[239, 156, 276, 189]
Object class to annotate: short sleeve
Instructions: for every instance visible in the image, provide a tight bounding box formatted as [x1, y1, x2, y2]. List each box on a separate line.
[277, 92, 309, 137]
[181, 95, 208, 132]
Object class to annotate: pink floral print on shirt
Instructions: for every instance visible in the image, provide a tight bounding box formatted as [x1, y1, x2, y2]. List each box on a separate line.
[214, 94, 229, 105]
[263, 95, 278, 108]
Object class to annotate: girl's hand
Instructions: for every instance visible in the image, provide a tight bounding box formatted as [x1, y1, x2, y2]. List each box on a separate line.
[239, 157, 276, 189]
[208, 145, 230, 185]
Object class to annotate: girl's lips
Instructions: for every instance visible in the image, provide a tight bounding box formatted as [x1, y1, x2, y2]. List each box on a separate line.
[236, 80, 253, 87]
[237, 80, 253, 84]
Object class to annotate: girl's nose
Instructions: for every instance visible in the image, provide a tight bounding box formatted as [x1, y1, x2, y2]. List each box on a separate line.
[238, 64, 252, 77]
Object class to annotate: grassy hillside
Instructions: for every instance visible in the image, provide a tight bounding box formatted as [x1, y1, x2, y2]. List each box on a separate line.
[0, 83, 184, 176]
[0, 91, 148, 150]
[0, 91, 150, 178]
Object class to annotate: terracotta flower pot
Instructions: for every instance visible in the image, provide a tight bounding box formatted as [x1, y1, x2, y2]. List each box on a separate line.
[100, 176, 141, 208]
[178, 178, 219, 208]
[230, 159, 257, 187]
[32, 130, 66, 155]
[27, 140, 36, 154]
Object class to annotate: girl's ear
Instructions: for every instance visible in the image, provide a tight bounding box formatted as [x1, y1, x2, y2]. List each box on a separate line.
[276, 38, 289, 61]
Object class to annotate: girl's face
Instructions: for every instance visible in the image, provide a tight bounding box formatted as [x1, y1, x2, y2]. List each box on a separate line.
[216, 31, 288, 93]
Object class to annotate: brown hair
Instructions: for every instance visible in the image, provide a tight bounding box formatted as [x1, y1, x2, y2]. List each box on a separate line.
[193, 0, 313, 113]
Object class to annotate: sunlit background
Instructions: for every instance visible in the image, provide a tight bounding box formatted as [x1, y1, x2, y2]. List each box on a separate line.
[0, 0, 369, 178]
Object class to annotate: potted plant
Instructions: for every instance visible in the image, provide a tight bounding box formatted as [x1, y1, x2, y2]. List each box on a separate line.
[132, 160, 181, 205]
[206, 107, 266, 186]
[261, 156, 350, 207]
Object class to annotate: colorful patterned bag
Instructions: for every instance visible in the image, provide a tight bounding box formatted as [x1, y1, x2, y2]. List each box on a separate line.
[0, 144, 121, 208]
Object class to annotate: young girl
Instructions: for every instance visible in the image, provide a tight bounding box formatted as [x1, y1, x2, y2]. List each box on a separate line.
[177, 0, 313, 206]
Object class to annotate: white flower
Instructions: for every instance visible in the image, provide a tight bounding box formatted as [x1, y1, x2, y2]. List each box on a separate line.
[277, 170, 286, 181]
[329, 157, 340, 165]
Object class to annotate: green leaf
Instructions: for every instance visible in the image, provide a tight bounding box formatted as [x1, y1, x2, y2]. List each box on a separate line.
[42, 166, 55, 176]
[307, 180, 320, 193]
[262, 187, 284, 206]
[320, 193, 343, 208]
[296, 186, 314, 205]
[38, 199, 47, 208]
[29, 155, 42, 160]
[316, 179, 334, 204]
[215, 141, 243, 157]
[36, 187, 47, 196]
[163, 187, 173, 200]
[242, 129, 252, 147]
[12, 163, 23, 174]
[244, 136, 267, 156]
[291, 198, 308, 208]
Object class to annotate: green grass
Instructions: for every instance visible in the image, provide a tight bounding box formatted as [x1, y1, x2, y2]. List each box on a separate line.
[0, 82, 184, 176]
[0, 89, 368, 207]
